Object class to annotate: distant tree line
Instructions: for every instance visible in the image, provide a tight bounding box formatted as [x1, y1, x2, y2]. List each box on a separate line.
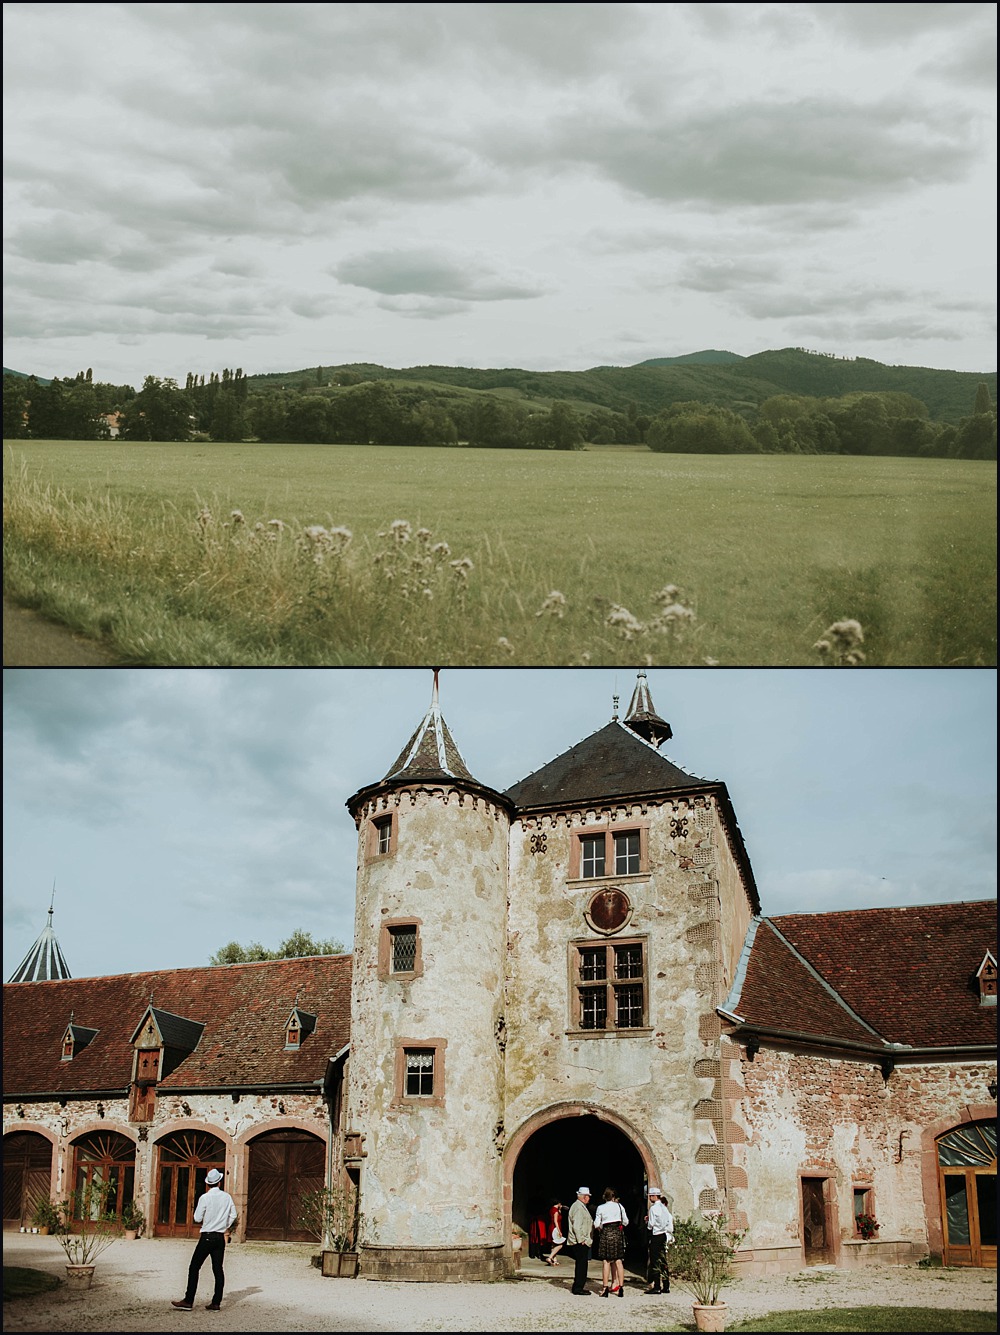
[4, 369, 995, 459]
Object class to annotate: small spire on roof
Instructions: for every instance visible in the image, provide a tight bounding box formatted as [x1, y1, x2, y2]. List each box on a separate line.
[8, 895, 72, 983]
[623, 669, 673, 749]
[612, 692, 619, 721]
[382, 669, 477, 783]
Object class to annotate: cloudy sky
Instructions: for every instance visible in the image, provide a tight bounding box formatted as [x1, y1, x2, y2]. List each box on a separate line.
[3, 3, 996, 390]
[3, 667, 995, 982]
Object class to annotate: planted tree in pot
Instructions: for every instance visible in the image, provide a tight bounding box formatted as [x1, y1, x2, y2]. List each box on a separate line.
[667, 1213, 746, 1333]
[297, 1185, 360, 1277]
[57, 1186, 120, 1289]
[121, 1201, 145, 1239]
[32, 1198, 63, 1236]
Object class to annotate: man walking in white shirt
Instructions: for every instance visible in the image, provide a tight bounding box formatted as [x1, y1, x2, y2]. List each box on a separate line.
[171, 1168, 238, 1311]
[644, 1186, 673, 1295]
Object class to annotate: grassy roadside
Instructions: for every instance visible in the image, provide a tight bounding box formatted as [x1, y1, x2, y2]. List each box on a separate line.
[4, 441, 996, 665]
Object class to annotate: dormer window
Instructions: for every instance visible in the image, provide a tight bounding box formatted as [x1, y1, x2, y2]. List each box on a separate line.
[977, 952, 997, 1007]
[283, 1006, 317, 1050]
[60, 1019, 98, 1062]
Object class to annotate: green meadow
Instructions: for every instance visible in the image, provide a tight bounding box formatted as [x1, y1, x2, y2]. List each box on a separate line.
[3, 440, 996, 666]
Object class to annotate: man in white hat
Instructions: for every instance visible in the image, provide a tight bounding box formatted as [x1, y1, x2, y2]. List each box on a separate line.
[644, 1186, 673, 1294]
[566, 1187, 594, 1296]
[171, 1167, 238, 1312]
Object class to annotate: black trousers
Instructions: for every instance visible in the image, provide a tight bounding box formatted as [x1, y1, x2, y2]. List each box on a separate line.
[647, 1232, 669, 1290]
[570, 1242, 591, 1292]
[185, 1231, 226, 1304]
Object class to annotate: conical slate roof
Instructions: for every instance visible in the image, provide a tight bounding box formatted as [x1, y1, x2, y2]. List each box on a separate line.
[505, 719, 705, 810]
[383, 672, 476, 783]
[9, 908, 71, 983]
[623, 669, 673, 748]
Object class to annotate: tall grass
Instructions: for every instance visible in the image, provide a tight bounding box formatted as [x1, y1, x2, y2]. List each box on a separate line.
[3, 442, 996, 665]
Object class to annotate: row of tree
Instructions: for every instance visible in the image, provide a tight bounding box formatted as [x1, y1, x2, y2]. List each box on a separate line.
[4, 370, 995, 459]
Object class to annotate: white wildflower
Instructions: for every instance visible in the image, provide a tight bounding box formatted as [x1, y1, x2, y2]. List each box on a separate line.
[605, 604, 645, 639]
[497, 637, 515, 657]
[815, 619, 865, 665]
[450, 557, 474, 580]
[536, 590, 567, 619]
[230, 509, 245, 525]
[389, 519, 412, 544]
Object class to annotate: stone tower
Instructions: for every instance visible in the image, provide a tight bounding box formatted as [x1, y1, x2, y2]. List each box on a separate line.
[345, 673, 514, 1280]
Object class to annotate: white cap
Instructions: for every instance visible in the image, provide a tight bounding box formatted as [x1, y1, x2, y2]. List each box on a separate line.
[577, 1186, 590, 1196]
[206, 1169, 223, 1185]
[648, 1186, 662, 1196]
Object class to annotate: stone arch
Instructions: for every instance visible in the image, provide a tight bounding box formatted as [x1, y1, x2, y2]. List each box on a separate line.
[2, 1129, 56, 1229]
[150, 1126, 229, 1239]
[68, 1128, 138, 1221]
[919, 1100, 996, 1262]
[504, 1102, 663, 1270]
[244, 1127, 328, 1242]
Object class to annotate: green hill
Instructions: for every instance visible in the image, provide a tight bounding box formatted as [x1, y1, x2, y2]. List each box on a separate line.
[248, 349, 995, 424]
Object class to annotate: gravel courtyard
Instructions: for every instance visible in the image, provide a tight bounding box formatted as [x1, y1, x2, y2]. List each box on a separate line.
[3, 1233, 997, 1333]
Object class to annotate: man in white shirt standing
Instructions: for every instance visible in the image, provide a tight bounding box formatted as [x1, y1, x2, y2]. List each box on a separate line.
[644, 1185, 674, 1295]
[171, 1168, 238, 1312]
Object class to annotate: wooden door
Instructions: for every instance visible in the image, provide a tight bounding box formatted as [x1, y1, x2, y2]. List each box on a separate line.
[154, 1131, 226, 1238]
[801, 1177, 833, 1264]
[938, 1121, 997, 1269]
[245, 1131, 326, 1241]
[2, 1133, 52, 1229]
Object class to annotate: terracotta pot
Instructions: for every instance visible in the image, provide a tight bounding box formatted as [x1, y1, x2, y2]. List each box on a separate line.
[65, 1264, 96, 1290]
[693, 1301, 728, 1332]
[124, 1229, 138, 1241]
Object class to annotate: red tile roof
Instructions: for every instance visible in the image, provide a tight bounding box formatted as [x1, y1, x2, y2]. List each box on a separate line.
[735, 901, 997, 1049]
[3, 954, 352, 1097]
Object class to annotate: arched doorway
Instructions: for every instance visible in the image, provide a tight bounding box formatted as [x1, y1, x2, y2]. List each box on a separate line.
[154, 1130, 226, 1238]
[71, 1131, 136, 1220]
[245, 1130, 326, 1241]
[511, 1113, 650, 1272]
[937, 1120, 997, 1268]
[3, 1132, 53, 1230]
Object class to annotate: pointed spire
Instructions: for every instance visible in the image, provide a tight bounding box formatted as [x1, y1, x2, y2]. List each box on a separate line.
[623, 670, 673, 749]
[383, 669, 476, 782]
[9, 903, 72, 982]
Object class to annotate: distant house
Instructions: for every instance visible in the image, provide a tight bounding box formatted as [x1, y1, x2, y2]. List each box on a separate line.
[3, 673, 996, 1279]
[100, 412, 121, 438]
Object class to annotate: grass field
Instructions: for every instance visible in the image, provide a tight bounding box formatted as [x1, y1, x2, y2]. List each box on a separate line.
[3, 441, 996, 666]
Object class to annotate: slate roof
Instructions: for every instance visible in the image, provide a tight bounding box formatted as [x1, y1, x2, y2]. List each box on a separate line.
[3, 954, 352, 1098]
[9, 909, 71, 982]
[505, 720, 707, 809]
[728, 900, 997, 1051]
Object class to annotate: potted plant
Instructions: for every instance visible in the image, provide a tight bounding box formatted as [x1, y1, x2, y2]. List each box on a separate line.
[32, 1198, 63, 1236]
[856, 1212, 879, 1241]
[56, 1186, 121, 1289]
[121, 1201, 145, 1240]
[297, 1185, 360, 1278]
[667, 1213, 746, 1333]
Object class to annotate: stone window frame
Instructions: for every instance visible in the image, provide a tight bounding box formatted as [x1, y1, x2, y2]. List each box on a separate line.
[368, 811, 397, 860]
[852, 1182, 875, 1236]
[378, 917, 424, 980]
[392, 1038, 447, 1108]
[567, 934, 651, 1037]
[567, 821, 650, 883]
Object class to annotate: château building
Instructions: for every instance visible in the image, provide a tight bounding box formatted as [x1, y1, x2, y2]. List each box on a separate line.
[3, 673, 996, 1278]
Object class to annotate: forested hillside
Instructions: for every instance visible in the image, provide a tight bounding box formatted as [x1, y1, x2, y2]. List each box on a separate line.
[247, 348, 996, 425]
[4, 349, 996, 458]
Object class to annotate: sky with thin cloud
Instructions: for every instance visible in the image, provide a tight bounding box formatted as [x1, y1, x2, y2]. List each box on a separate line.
[3, 2, 996, 389]
[3, 667, 995, 982]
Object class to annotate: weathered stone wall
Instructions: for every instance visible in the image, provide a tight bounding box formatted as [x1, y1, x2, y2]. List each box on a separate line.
[729, 1039, 997, 1270]
[2, 1091, 329, 1239]
[347, 785, 509, 1257]
[504, 794, 753, 1224]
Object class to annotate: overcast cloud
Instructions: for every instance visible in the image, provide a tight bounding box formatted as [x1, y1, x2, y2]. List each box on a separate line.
[3, 2, 995, 388]
[3, 667, 995, 982]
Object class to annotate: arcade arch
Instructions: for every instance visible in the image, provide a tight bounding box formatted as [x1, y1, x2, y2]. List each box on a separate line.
[507, 1107, 659, 1271]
